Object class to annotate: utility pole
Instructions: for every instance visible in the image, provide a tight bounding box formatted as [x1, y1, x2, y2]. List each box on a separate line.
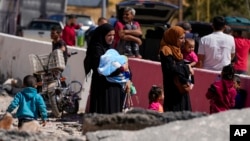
[196, 0, 201, 21]
[206, 0, 210, 22]
[40, 0, 47, 17]
[246, 0, 250, 18]
[179, 0, 183, 22]
[102, 0, 106, 18]
[63, 0, 68, 13]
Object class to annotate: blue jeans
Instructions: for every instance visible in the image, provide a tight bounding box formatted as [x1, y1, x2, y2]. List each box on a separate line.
[124, 24, 140, 56]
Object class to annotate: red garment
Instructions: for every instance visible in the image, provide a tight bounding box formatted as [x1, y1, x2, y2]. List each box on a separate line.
[234, 37, 250, 71]
[206, 79, 237, 114]
[62, 24, 80, 46]
[113, 21, 140, 48]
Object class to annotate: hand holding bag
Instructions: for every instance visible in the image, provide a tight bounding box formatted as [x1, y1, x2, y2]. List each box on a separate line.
[174, 75, 192, 94]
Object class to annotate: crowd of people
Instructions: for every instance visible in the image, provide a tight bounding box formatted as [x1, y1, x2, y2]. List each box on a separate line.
[1, 7, 250, 130]
[83, 13, 249, 114]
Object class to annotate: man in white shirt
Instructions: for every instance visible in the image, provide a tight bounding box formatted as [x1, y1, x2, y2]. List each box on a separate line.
[197, 16, 235, 71]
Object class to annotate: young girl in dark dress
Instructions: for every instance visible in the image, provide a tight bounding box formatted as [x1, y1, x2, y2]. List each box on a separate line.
[85, 23, 130, 114]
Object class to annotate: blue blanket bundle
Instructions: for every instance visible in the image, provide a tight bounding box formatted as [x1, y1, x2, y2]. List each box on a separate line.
[98, 49, 137, 95]
[98, 49, 128, 83]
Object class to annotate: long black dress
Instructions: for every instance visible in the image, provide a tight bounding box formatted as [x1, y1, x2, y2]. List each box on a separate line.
[86, 23, 124, 114]
[160, 51, 192, 112]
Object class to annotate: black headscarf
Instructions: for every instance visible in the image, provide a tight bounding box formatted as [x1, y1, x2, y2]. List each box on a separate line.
[88, 23, 114, 50]
[84, 23, 114, 75]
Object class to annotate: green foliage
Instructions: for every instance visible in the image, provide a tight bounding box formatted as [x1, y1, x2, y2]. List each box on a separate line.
[183, 0, 250, 22]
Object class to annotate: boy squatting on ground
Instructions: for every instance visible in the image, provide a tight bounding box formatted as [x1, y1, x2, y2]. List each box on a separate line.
[5, 75, 47, 129]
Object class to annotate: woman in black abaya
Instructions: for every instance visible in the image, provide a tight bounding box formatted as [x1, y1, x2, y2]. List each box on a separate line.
[159, 26, 194, 112]
[85, 23, 125, 114]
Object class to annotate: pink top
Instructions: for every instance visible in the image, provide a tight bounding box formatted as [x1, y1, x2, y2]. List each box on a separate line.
[148, 102, 163, 113]
[234, 37, 250, 71]
[113, 21, 140, 48]
[183, 51, 198, 63]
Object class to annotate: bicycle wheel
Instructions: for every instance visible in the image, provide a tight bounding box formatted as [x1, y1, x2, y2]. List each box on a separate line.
[67, 80, 82, 94]
[63, 80, 82, 114]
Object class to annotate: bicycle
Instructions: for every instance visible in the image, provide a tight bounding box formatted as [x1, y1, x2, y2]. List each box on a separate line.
[30, 50, 82, 118]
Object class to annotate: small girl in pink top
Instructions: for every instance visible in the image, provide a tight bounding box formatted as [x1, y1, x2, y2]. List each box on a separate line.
[148, 85, 164, 113]
[182, 38, 198, 67]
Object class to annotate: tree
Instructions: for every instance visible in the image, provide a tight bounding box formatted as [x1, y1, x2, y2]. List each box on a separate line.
[183, 0, 250, 22]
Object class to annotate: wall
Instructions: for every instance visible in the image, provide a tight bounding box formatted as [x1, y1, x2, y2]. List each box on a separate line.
[128, 58, 250, 113]
[0, 33, 90, 113]
[0, 33, 249, 114]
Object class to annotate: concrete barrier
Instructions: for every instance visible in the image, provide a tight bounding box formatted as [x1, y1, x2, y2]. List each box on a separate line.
[128, 58, 250, 113]
[0, 33, 91, 113]
[0, 33, 249, 114]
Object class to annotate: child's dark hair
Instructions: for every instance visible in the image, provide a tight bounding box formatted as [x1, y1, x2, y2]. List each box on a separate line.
[51, 25, 62, 34]
[148, 85, 162, 103]
[221, 64, 235, 80]
[234, 75, 241, 85]
[23, 75, 37, 88]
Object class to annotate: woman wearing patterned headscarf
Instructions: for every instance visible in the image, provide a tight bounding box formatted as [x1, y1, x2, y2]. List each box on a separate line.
[159, 26, 194, 112]
[85, 23, 127, 114]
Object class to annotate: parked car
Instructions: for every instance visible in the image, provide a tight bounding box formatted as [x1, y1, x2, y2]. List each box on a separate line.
[189, 21, 213, 38]
[22, 19, 64, 42]
[48, 14, 95, 31]
[225, 16, 250, 31]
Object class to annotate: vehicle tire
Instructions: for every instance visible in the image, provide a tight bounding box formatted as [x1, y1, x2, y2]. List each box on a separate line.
[49, 92, 62, 118]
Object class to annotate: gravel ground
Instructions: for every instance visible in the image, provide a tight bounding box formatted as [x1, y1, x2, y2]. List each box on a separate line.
[0, 95, 86, 140]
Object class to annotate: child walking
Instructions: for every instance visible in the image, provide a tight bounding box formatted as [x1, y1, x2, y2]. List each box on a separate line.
[148, 85, 164, 113]
[6, 75, 47, 128]
[206, 64, 237, 114]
